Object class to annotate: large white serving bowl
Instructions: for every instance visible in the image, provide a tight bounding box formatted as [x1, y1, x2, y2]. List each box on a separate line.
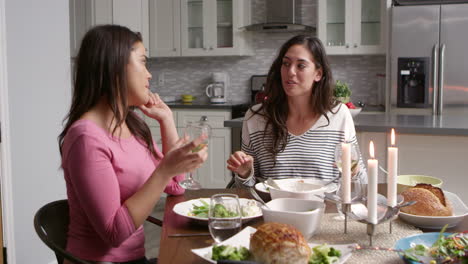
[267, 178, 329, 200]
[262, 198, 325, 240]
[399, 191, 468, 229]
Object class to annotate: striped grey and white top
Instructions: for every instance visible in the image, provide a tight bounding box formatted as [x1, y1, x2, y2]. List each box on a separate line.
[235, 103, 367, 187]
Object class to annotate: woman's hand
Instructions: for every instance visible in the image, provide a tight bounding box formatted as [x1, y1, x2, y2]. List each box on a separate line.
[156, 135, 208, 178]
[227, 151, 253, 179]
[139, 92, 173, 122]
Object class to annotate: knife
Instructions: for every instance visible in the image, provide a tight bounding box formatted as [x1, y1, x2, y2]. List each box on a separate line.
[168, 233, 211, 237]
[217, 260, 258, 264]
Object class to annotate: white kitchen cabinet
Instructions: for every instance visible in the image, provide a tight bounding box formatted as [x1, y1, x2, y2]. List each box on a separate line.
[317, 0, 389, 55]
[149, 0, 253, 57]
[69, 0, 149, 57]
[145, 109, 232, 188]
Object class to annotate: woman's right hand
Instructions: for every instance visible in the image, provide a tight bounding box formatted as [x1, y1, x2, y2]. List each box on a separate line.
[156, 136, 208, 179]
[226, 151, 253, 179]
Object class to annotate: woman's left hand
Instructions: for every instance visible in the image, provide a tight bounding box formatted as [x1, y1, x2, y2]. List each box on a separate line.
[139, 92, 173, 122]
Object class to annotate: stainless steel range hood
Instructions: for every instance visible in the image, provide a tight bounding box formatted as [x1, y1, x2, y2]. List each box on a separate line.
[242, 0, 315, 33]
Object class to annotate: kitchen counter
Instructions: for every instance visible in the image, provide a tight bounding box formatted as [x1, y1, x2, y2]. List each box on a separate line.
[166, 99, 249, 110]
[224, 112, 468, 136]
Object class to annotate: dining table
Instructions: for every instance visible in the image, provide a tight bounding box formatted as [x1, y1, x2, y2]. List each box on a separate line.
[156, 185, 468, 263]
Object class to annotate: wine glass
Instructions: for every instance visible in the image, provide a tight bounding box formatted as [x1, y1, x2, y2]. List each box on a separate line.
[334, 141, 365, 218]
[178, 119, 211, 190]
[208, 194, 242, 243]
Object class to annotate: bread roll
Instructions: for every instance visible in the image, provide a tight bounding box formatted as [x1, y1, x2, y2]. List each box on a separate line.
[250, 222, 310, 264]
[400, 184, 453, 216]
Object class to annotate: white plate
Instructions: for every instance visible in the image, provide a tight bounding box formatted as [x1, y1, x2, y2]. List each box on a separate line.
[173, 198, 262, 224]
[399, 191, 468, 229]
[255, 178, 338, 194]
[192, 226, 354, 263]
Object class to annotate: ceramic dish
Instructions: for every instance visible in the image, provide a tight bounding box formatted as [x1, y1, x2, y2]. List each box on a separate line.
[261, 198, 325, 240]
[192, 226, 354, 264]
[399, 191, 468, 229]
[254, 178, 338, 196]
[397, 174, 443, 194]
[173, 198, 262, 225]
[394, 232, 451, 264]
[349, 107, 362, 117]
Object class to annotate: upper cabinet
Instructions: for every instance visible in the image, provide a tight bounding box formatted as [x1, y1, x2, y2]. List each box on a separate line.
[69, 0, 149, 57]
[317, 0, 389, 55]
[149, 0, 253, 57]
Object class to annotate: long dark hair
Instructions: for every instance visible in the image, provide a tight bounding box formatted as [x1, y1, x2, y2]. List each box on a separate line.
[59, 24, 157, 158]
[252, 35, 337, 159]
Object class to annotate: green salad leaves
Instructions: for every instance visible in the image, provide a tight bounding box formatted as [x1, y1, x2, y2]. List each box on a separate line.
[212, 245, 250, 261]
[309, 244, 342, 264]
[403, 225, 468, 263]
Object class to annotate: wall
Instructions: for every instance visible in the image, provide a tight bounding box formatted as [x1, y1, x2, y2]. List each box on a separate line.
[149, 0, 386, 106]
[4, 0, 71, 263]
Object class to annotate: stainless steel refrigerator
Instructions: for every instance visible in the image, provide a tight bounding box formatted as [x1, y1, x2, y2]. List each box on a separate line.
[390, 3, 468, 116]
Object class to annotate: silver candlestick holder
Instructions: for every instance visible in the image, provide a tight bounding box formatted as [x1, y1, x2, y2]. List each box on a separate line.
[321, 192, 364, 234]
[346, 194, 415, 246]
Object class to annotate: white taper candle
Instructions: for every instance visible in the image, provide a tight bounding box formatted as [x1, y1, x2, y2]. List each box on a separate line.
[387, 129, 398, 207]
[367, 141, 378, 224]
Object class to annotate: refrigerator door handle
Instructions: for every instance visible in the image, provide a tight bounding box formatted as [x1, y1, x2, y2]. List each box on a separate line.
[432, 43, 439, 115]
[438, 43, 446, 115]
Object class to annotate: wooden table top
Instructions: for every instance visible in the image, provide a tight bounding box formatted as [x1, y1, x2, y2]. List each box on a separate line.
[157, 187, 467, 263]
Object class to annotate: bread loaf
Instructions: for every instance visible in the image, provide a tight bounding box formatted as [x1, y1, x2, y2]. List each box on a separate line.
[250, 222, 310, 264]
[400, 183, 453, 216]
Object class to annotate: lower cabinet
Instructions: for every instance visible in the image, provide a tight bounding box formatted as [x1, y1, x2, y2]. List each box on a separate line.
[357, 131, 468, 202]
[145, 108, 232, 188]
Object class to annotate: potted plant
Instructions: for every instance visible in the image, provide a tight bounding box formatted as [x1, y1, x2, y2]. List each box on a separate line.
[334, 80, 351, 103]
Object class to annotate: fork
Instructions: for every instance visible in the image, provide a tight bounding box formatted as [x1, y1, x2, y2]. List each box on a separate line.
[248, 187, 270, 209]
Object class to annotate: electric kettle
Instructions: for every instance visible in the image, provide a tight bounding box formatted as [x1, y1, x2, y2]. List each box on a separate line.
[206, 72, 228, 103]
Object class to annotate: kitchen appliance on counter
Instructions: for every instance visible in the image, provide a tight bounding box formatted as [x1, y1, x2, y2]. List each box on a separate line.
[206, 72, 228, 104]
[390, 2, 468, 116]
[251, 75, 268, 105]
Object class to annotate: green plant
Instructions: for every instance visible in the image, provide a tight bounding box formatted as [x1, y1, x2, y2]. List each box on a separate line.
[334, 80, 351, 98]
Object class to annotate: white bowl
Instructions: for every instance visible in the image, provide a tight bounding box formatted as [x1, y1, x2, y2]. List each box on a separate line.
[262, 198, 325, 240]
[268, 178, 328, 200]
[349, 107, 362, 117]
[398, 191, 468, 229]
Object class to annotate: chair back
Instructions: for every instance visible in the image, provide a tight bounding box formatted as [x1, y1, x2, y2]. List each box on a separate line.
[34, 199, 92, 264]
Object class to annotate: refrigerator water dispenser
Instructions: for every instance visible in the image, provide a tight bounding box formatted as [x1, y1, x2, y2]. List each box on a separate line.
[397, 57, 430, 108]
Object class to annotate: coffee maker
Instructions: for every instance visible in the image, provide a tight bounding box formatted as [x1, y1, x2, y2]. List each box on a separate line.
[206, 72, 228, 104]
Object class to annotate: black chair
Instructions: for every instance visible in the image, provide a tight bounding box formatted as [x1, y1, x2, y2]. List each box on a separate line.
[34, 199, 162, 264]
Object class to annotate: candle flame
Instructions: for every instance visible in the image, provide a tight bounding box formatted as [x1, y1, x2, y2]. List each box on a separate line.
[391, 128, 395, 146]
[369, 141, 375, 159]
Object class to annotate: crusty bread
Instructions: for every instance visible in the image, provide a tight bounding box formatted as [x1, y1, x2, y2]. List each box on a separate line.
[250, 222, 310, 264]
[400, 184, 453, 216]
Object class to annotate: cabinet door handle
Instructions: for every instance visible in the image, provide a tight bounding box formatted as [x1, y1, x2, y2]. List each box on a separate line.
[354, 43, 358, 48]
[173, 48, 177, 51]
[345, 44, 350, 48]
[209, 46, 213, 50]
[203, 47, 207, 50]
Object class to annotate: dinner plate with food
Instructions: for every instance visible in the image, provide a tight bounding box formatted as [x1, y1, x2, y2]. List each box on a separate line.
[254, 178, 338, 195]
[398, 183, 468, 229]
[394, 227, 467, 263]
[192, 222, 354, 264]
[173, 198, 262, 224]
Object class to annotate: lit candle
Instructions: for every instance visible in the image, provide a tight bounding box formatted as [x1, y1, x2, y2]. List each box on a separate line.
[341, 142, 351, 203]
[367, 141, 378, 224]
[387, 129, 398, 207]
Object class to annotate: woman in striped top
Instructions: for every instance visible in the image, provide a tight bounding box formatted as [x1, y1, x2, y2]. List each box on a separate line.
[227, 35, 366, 187]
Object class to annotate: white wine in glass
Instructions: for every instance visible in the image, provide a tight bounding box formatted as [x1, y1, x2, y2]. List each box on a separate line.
[178, 118, 211, 190]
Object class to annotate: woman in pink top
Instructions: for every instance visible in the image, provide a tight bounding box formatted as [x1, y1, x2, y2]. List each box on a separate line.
[58, 25, 207, 264]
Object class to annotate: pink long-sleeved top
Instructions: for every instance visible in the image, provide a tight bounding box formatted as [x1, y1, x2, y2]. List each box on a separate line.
[61, 119, 184, 262]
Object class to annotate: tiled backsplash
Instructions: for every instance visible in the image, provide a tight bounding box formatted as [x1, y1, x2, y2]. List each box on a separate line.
[148, 0, 386, 106]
